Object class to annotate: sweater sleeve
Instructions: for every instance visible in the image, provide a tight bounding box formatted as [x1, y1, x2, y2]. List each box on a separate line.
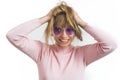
[6, 19, 46, 63]
[81, 24, 117, 66]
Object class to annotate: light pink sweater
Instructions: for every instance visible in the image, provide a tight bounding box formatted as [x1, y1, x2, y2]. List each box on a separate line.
[6, 19, 117, 80]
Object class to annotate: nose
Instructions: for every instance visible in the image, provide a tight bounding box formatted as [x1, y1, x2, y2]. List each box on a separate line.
[61, 29, 68, 37]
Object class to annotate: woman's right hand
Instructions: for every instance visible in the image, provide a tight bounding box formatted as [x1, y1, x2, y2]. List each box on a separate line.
[38, 7, 55, 24]
[46, 7, 55, 21]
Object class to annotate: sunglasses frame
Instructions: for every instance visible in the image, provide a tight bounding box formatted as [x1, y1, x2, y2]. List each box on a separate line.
[53, 26, 74, 35]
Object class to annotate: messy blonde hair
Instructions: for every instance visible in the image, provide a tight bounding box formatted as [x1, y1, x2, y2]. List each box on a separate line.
[45, 2, 83, 45]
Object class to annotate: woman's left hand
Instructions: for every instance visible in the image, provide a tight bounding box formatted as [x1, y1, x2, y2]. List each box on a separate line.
[72, 8, 87, 28]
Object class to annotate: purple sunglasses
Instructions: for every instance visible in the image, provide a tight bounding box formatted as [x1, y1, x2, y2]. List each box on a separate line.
[53, 26, 74, 35]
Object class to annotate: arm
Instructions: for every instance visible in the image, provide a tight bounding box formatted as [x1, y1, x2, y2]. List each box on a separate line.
[82, 25, 117, 66]
[73, 8, 117, 66]
[6, 14, 51, 63]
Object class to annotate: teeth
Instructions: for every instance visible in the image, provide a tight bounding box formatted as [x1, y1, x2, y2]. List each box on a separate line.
[60, 39, 69, 42]
[61, 40, 68, 41]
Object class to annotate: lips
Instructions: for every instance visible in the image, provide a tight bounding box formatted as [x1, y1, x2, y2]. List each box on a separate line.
[59, 39, 69, 43]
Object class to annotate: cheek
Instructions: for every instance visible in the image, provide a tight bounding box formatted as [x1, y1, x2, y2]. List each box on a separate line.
[53, 33, 75, 40]
[69, 34, 75, 40]
[53, 35, 60, 42]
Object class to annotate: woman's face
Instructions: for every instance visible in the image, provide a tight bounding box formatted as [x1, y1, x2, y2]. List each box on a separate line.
[53, 26, 75, 47]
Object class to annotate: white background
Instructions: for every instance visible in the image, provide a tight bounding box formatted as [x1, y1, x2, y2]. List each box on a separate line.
[0, 0, 120, 80]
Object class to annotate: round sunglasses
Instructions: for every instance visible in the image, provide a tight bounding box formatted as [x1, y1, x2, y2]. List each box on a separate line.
[53, 26, 74, 35]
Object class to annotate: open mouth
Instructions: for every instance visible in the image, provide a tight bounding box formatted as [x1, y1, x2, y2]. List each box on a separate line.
[59, 39, 69, 43]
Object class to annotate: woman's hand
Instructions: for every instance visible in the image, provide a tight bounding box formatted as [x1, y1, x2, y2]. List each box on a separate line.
[38, 7, 55, 24]
[46, 8, 54, 20]
[72, 8, 87, 28]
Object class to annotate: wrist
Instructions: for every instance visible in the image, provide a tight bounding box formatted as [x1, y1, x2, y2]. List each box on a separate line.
[38, 15, 50, 25]
[78, 20, 87, 29]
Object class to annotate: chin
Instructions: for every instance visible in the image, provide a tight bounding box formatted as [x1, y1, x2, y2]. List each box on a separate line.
[59, 44, 71, 47]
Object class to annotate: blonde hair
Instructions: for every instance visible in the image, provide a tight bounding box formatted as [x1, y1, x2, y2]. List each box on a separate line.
[45, 2, 83, 45]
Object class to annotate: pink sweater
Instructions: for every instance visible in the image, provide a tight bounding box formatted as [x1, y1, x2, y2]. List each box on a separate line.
[6, 19, 117, 80]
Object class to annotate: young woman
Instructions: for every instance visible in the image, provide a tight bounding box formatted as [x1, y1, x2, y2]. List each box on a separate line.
[6, 2, 117, 80]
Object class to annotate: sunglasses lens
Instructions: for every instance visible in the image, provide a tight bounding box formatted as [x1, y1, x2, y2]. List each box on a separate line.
[53, 27, 62, 35]
[66, 28, 74, 35]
